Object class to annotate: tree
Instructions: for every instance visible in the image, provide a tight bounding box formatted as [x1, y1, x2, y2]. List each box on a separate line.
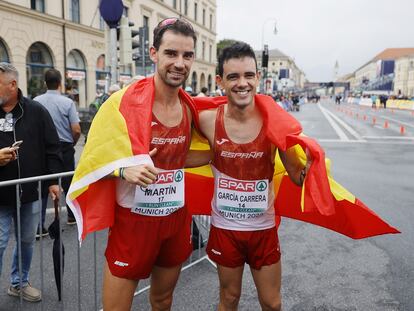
[216, 39, 239, 74]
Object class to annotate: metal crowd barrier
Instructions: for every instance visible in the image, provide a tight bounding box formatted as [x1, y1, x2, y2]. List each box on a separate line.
[0, 172, 213, 310]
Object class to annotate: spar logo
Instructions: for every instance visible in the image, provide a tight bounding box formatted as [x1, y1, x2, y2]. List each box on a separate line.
[174, 170, 183, 182]
[256, 181, 267, 192]
[155, 171, 174, 184]
[218, 178, 255, 192]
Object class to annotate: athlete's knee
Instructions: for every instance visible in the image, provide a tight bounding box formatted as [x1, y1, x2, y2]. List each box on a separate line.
[260, 295, 282, 311]
[150, 292, 173, 311]
[220, 288, 241, 309]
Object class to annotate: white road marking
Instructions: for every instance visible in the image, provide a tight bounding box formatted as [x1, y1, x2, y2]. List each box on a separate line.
[362, 136, 414, 140]
[319, 139, 413, 145]
[318, 104, 366, 141]
[317, 104, 349, 141]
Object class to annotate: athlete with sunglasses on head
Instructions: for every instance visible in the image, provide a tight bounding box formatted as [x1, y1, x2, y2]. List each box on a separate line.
[100, 18, 197, 311]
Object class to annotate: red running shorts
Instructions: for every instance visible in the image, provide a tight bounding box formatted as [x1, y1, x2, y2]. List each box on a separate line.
[206, 225, 281, 270]
[105, 204, 192, 280]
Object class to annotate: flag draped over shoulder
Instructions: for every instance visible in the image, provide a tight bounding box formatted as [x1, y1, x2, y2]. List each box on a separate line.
[66, 77, 197, 241]
[68, 86, 399, 242]
[186, 95, 400, 239]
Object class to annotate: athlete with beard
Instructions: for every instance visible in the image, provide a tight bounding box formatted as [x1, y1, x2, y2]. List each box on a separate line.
[189, 42, 311, 311]
[102, 18, 196, 311]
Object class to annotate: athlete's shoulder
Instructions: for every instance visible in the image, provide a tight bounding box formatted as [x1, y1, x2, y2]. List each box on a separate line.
[199, 107, 218, 123]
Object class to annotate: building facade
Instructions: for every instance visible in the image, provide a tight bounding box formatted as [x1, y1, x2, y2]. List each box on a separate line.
[394, 54, 414, 97]
[255, 48, 306, 94]
[0, 0, 217, 108]
[345, 48, 414, 97]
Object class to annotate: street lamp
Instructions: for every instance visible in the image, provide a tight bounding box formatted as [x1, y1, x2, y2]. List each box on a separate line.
[261, 18, 278, 50]
[260, 19, 277, 94]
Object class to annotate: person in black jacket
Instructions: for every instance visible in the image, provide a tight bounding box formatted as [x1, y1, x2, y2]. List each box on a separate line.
[0, 63, 63, 302]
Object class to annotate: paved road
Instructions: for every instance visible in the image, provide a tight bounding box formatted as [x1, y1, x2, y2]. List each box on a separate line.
[1, 99, 413, 310]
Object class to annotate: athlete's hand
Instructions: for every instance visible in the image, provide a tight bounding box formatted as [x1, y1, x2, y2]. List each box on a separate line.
[0, 147, 17, 166]
[122, 149, 158, 187]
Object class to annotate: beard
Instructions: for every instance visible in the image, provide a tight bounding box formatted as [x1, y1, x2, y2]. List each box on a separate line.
[0, 97, 7, 106]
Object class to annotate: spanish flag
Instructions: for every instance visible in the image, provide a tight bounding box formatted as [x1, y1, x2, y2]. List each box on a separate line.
[66, 77, 197, 241]
[67, 79, 399, 242]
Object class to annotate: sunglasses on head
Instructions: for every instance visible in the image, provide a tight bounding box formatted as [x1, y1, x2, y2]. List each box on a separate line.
[157, 17, 193, 30]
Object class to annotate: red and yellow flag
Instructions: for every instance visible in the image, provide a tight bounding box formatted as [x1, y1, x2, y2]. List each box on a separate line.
[67, 87, 399, 242]
[186, 95, 400, 239]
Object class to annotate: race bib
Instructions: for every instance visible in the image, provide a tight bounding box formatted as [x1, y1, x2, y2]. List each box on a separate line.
[132, 169, 184, 216]
[215, 176, 269, 220]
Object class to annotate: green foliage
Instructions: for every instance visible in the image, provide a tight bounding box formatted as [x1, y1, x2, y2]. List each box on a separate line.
[216, 39, 239, 74]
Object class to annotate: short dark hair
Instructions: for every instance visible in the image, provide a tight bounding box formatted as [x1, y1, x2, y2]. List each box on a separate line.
[153, 18, 196, 50]
[218, 41, 257, 77]
[44, 69, 62, 90]
[201, 87, 208, 93]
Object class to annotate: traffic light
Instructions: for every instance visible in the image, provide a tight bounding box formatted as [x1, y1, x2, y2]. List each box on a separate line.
[118, 16, 140, 65]
[262, 45, 269, 68]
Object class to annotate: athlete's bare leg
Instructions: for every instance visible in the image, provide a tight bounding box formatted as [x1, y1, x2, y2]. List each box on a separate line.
[217, 264, 244, 311]
[102, 261, 138, 311]
[250, 261, 282, 311]
[149, 264, 182, 311]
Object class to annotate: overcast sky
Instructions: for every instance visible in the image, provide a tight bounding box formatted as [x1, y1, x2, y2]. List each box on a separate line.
[216, 0, 414, 82]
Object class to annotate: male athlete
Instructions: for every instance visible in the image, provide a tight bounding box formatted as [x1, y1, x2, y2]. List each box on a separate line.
[193, 42, 310, 311]
[101, 18, 196, 311]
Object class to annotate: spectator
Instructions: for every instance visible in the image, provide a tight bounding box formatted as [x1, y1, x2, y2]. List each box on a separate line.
[89, 84, 121, 120]
[0, 62, 62, 302]
[281, 95, 292, 111]
[196, 86, 208, 97]
[34, 69, 81, 227]
[380, 95, 387, 109]
[125, 75, 145, 86]
[371, 94, 377, 108]
[335, 95, 341, 104]
[185, 86, 193, 95]
[214, 88, 223, 97]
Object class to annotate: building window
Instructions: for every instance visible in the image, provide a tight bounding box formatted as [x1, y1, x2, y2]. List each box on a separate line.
[0, 39, 10, 63]
[173, 0, 177, 9]
[202, 9, 205, 26]
[66, 49, 87, 107]
[96, 54, 110, 96]
[31, 0, 45, 13]
[210, 14, 212, 30]
[143, 15, 149, 28]
[194, 3, 198, 21]
[202, 41, 205, 60]
[209, 44, 212, 63]
[184, 0, 188, 16]
[69, 0, 80, 23]
[191, 71, 197, 92]
[26, 42, 54, 99]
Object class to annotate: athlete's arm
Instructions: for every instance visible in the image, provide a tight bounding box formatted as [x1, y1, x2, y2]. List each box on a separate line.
[185, 109, 217, 168]
[198, 109, 216, 145]
[279, 147, 312, 186]
[185, 149, 213, 167]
